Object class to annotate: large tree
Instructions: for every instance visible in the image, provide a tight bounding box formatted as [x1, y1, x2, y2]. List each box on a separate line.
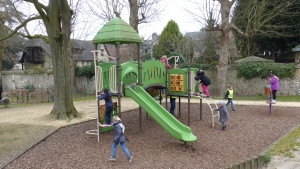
[187, 0, 297, 96]
[27, 0, 79, 119]
[1, 0, 79, 119]
[233, 0, 300, 58]
[152, 20, 185, 59]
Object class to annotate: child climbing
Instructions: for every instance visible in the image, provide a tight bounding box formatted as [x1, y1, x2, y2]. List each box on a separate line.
[194, 69, 211, 98]
[97, 88, 113, 124]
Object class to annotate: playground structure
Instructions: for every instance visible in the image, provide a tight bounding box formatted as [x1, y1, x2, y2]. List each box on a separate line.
[88, 56, 220, 142]
[85, 17, 219, 143]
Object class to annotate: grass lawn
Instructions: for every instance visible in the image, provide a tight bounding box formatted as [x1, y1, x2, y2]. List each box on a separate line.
[236, 95, 299, 102]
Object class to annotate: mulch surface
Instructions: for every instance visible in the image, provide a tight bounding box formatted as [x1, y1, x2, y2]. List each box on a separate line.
[4, 103, 300, 169]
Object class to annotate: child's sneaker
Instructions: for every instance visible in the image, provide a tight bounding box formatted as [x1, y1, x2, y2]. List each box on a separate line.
[109, 156, 116, 161]
[128, 156, 133, 163]
[271, 99, 276, 103]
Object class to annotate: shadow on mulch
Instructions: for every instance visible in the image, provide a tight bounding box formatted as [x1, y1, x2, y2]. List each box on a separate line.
[3, 104, 300, 169]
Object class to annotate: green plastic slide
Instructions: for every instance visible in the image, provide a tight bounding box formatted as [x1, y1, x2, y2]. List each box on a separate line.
[125, 86, 197, 142]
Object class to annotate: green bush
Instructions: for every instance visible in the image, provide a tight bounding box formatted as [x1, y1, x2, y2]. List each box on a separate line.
[29, 65, 46, 74]
[263, 151, 272, 164]
[75, 64, 94, 78]
[235, 62, 296, 79]
[2, 60, 14, 70]
[23, 84, 36, 92]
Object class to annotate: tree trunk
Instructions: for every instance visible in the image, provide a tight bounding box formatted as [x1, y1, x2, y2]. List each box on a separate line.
[49, 39, 79, 119]
[128, 0, 139, 60]
[40, 0, 79, 119]
[0, 20, 4, 85]
[215, 0, 233, 97]
[216, 31, 229, 97]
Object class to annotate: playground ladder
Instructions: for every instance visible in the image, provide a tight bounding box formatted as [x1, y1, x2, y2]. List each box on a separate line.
[193, 94, 219, 128]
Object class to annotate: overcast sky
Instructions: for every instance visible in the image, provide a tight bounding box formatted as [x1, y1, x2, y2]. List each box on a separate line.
[21, 0, 208, 41]
[73, 0, 206, 40]
[137, 0, 204, 39]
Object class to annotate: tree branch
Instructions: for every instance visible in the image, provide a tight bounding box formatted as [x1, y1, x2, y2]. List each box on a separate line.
[23, 0, 48, 19]
[0, 16, 41, 41]
[229, 23, 250, 38]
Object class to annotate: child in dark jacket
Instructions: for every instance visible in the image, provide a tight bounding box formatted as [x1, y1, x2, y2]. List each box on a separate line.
[170, 97, 176, 115]
[212, 100, 229, 131]
[194, 70, 211, 97]
[99, 116, 133, 163]
[97, 88, 113, 124]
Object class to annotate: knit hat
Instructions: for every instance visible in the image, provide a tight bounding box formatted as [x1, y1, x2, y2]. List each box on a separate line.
[219, 100, 226, 106]
[112, 116, 121, 122]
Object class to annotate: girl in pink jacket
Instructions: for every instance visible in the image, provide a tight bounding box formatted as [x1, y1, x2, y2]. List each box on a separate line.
[269, 71, 280, 103]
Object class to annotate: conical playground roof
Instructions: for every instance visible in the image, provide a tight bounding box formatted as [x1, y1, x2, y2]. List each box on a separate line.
[92, 17, 142, 45]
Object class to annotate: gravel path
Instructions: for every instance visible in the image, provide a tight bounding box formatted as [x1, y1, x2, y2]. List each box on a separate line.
[1, 99, 300, 169]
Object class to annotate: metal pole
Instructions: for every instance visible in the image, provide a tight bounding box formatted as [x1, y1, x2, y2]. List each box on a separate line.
[187, 65, 191, 125]
[200, 99, 202, 120]
[137, 44, 143, 132]
[165, 60, 168, 110]
[116, 44, 121, 117]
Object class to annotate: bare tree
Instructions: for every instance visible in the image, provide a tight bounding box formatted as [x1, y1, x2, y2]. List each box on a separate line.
[186, 0, 296, 96]
[87, 0, 125, 22]
[87, 0, 162, 60]
[0, 0, 27, 84]
[1, 0, 80, 119]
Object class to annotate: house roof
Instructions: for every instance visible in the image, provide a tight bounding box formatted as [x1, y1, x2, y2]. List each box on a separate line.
[71, 40, 95, 61]
[23, 39, 95, 61]
[92, 17, 142, 45]
[24, 38, 51, 54]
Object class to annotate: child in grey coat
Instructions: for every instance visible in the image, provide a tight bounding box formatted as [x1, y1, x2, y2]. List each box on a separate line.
[212, 100, 229, 131]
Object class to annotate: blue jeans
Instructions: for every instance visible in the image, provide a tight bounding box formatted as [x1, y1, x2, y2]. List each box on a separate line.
[226, 98, 236, 111]
[112, 141, 131, 159]
[170, 100, 176, 115]
[105, 106, 113, 124]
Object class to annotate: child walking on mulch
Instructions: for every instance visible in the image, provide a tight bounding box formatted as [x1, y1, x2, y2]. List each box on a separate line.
[225, 85, 236, 111]
[212, 100, 229, 131]
[99, 116, 133, 163]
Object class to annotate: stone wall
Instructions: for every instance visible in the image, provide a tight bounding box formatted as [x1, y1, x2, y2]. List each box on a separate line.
[2, 67, 300, 96]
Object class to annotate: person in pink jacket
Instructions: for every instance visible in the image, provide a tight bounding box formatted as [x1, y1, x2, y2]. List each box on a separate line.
[269, 71, 280, 103]
[160, 55, 172, 69]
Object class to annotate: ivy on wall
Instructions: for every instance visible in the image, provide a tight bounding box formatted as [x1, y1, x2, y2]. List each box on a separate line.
[234, 62, 296, 79]
[75, 64, 94, 79]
